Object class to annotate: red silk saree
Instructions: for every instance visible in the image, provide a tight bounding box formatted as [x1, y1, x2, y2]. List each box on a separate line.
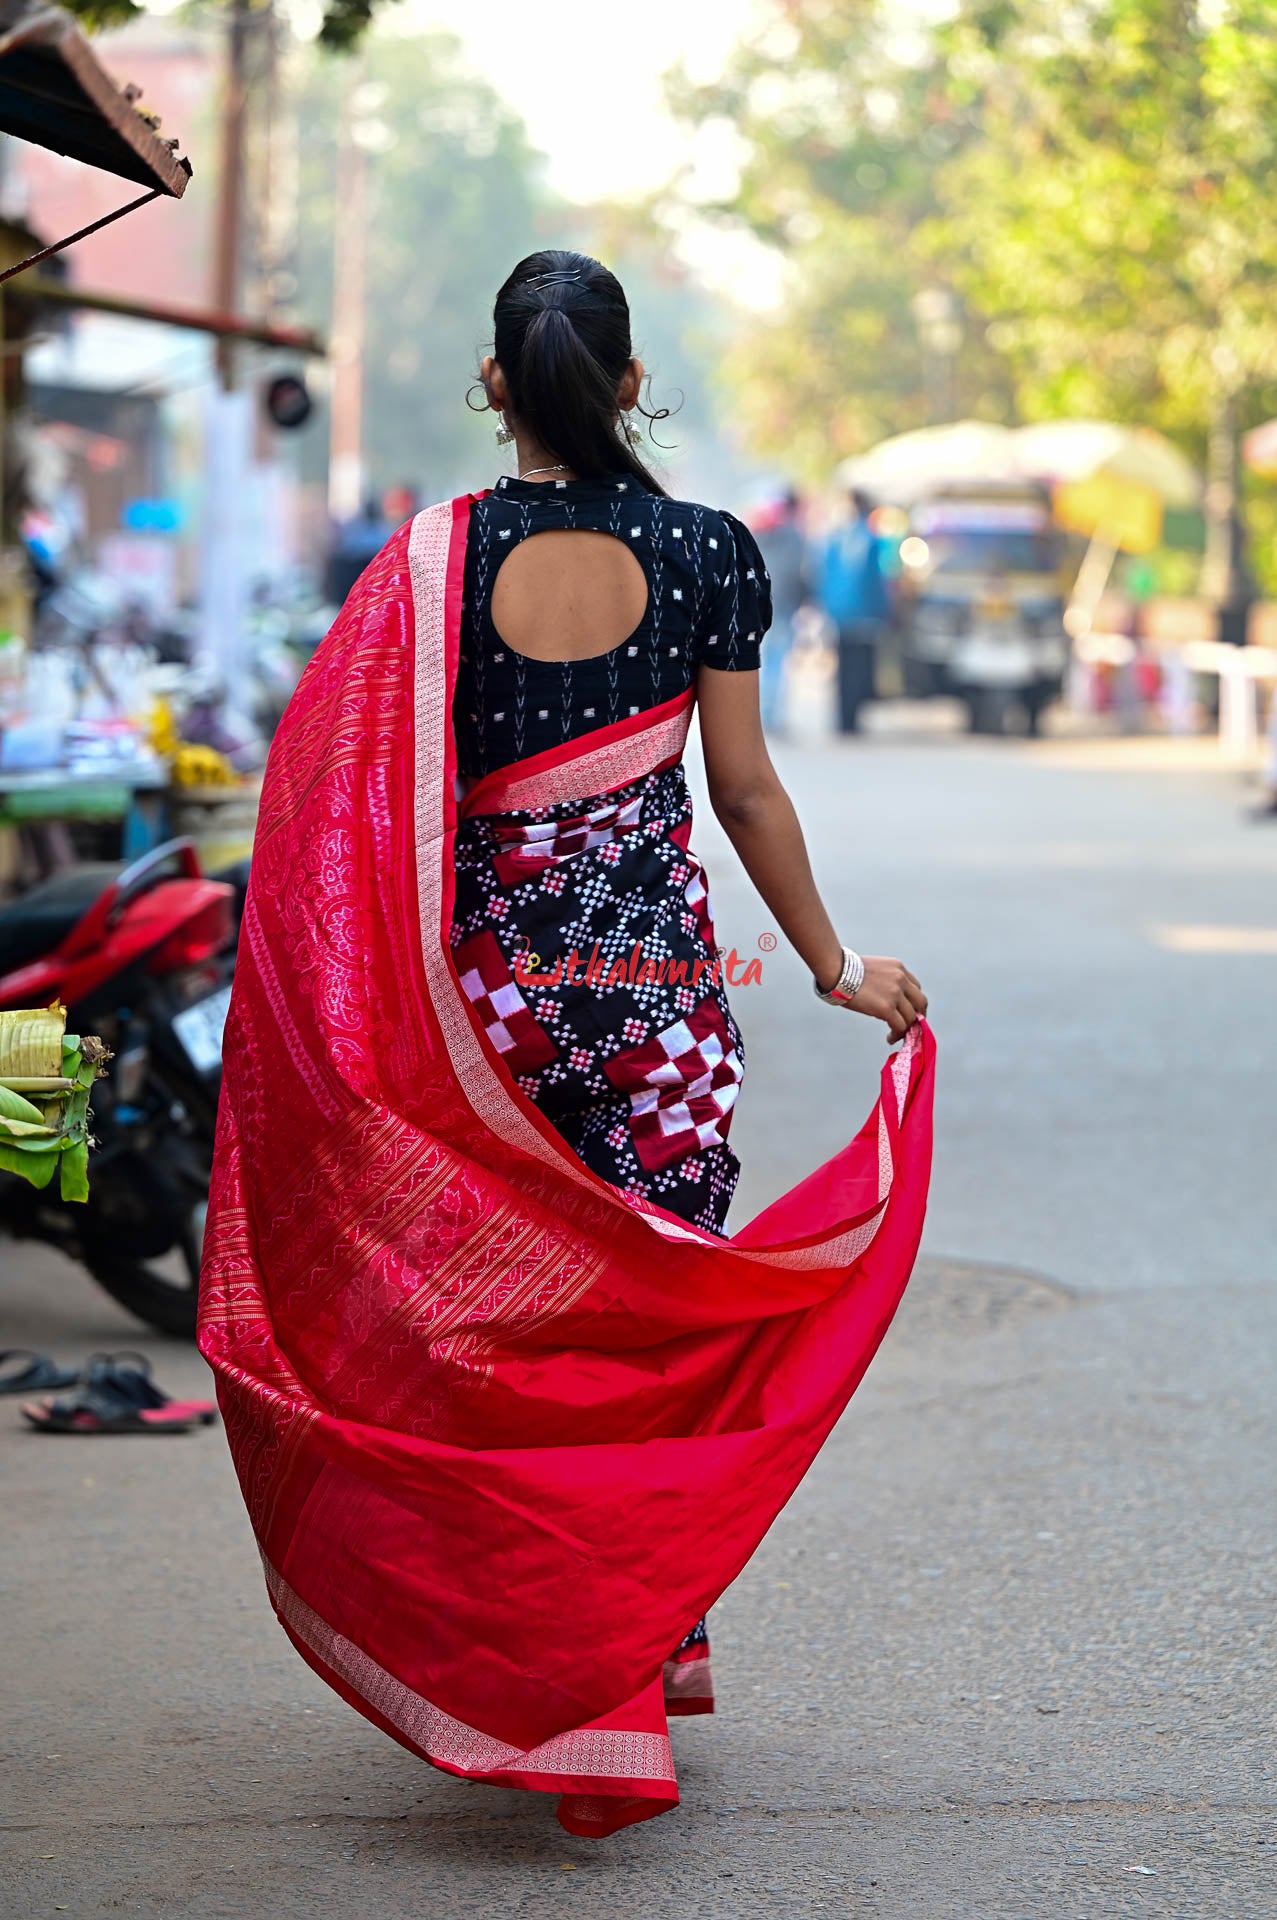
[199, 494, 935, 1837]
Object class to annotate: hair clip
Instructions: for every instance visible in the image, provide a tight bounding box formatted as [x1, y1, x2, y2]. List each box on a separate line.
[526, 270, 581, 289]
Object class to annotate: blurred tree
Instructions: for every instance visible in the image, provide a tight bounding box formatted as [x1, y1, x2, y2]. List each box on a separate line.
[61, 0, 395, 54]
[666, 0, 1015, 480]
[290, 36, 741, 511]
[931, 0, 1277, 601]
[291, 30, 548, 501]
[585, 206, 762, 503]
[676, 0, 1277, 588]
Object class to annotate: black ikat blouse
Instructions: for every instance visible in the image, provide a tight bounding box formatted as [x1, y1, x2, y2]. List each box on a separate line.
[453, 474, 772, 779]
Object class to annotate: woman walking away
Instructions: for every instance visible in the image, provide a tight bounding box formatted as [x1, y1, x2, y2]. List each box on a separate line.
[200, 249, 934, 1839]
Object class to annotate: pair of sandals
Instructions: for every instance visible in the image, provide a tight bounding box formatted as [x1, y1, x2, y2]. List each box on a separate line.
[0, 1348, 217, 1434]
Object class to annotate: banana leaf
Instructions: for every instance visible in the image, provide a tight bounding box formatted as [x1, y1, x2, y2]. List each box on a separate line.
[0, 1005, 110, 1200]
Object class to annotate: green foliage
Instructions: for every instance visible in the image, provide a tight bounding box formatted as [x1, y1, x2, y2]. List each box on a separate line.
[0, 1085, 45, 1126]
[1241, 475, 1277, 597]
[930, 0, 1277, 452]
[0, 1027, 103, 1200]
[670, 0, 1014, 478]
[314, 0, 401, 54]
[58, 0, 143, 29]
[674, 0, 1277, 512]
[0, 1140, 58, 1188]
[58, 0, 392, 53]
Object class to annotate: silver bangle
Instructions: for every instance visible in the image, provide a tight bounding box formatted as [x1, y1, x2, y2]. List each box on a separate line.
[814, 944, 865, 1007]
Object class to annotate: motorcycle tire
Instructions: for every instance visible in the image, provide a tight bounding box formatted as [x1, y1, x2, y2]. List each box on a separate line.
[78, 1218, 203, 1338]
[73, 1098, 213, 1339]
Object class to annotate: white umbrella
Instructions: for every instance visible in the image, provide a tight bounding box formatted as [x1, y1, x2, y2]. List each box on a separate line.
[1012, 420, 1201, 507]
[837, 421, 1022, 504]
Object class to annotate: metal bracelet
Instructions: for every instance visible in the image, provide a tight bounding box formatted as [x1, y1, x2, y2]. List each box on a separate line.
[813, 945, 865, 1007]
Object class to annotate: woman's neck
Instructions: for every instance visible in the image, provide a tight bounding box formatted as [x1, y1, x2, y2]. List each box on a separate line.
[511, 427, 577, 483]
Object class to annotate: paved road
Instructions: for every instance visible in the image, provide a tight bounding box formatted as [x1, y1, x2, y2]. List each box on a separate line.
[4, 729, 1275, 1919]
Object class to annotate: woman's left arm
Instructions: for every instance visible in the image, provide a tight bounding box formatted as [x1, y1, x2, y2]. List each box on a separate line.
[696, 665, 927, 1042]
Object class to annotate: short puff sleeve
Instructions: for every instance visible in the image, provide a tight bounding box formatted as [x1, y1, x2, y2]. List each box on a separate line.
[697, 510, 772, 671]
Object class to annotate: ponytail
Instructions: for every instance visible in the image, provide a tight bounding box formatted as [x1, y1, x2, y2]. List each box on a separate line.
[489, 250, 668, 495]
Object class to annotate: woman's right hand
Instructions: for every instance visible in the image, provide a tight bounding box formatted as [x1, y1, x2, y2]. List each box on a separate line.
[849, 956, 928, 1043]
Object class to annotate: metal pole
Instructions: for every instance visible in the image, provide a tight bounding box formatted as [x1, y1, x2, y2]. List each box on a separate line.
[0, 188, 165, 286]
[328, 62, 368, 521]
[0, 288, 6, 549]
[1201, 383, 1236, 604]
[201, 0, 253, 687]
[212, 0, 250, 391]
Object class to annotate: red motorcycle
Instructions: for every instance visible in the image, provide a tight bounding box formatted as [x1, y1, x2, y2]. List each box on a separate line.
[0, 841, 235, 1336]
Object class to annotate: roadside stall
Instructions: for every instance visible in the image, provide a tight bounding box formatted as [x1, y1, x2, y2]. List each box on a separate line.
[0, 0, 190, 884]
[0, 2, 234, 1269]
[0, 2, 321, 888]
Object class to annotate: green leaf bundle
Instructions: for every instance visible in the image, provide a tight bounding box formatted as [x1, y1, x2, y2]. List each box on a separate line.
[0, 1006, 111, 1202]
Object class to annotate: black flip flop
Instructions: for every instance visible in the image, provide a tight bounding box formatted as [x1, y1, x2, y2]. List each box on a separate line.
[87, 1352, 217, 1427]
[21, 1379, 200, 1434]
[21, 1352, 215, 1435]
[0, 1350, 80, 1396]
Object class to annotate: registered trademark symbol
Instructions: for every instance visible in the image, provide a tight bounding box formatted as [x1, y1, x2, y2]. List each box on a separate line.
[758, 931, 777, 952]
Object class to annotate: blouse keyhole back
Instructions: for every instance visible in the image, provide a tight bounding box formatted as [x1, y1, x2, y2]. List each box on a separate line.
[454, 473, 772, 779]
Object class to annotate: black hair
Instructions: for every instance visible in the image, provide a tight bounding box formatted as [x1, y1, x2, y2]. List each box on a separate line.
[490, 249, 667, 495]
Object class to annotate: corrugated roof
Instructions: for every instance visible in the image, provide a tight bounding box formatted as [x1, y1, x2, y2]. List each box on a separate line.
[0, 0, 190, 195]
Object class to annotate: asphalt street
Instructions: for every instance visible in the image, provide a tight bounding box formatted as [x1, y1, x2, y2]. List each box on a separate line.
[3, 719, 1275, 1919]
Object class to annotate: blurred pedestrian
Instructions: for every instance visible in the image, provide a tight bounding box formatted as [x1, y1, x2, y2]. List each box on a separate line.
[752, 488, 809, 734]
[818, 488, 890, 733]
[1253, 685, 1277, 819]
[383, 481, 422, 528]
[323, 493, 392, 607]
[204, 248, 932, 1844]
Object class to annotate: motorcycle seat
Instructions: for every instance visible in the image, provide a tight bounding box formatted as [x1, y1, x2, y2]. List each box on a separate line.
[0, 863, 124, 978]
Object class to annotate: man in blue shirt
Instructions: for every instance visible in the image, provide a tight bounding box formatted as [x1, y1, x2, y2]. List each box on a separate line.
[818, 489, 890, 733]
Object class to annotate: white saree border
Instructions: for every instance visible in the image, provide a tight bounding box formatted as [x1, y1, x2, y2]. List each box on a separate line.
[263, 1553, 676, 1789]
[409, 504, 619, 1198]
[407, 500, 914, 1273]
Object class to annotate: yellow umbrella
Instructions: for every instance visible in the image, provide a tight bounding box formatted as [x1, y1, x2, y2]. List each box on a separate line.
[1051, 471, 1164, 554]
[1013, 420, 1201, 553]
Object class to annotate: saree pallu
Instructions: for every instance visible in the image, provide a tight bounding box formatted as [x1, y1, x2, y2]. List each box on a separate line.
[199, 494, 935, 1839]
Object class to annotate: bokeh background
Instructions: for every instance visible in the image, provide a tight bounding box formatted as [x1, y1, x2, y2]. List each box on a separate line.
[3, 8, 1276, 1917]
[11, 0, 1277, 610]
